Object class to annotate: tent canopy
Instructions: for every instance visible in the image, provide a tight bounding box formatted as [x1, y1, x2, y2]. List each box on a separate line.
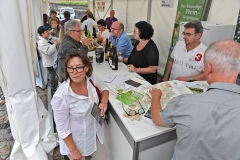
[46, 0, 240, 74]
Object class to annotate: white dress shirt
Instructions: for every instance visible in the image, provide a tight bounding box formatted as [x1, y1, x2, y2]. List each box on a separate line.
[81, 18, 98, 34]
[51, 73, 108, 156]
[38, 36, 57, 67]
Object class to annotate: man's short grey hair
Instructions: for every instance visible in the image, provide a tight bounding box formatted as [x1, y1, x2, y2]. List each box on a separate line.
[204, 39, 240, 74]
[184, 20, 203, 33]
[64, 20, 81, 35]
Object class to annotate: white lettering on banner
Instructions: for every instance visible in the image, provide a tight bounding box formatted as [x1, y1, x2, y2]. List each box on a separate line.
[161, 0, 174, 8]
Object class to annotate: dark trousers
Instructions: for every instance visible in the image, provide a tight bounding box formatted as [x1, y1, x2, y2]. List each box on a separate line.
[47, 66, 57, 89]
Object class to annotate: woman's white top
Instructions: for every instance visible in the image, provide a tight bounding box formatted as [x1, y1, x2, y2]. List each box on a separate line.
[51, 74, 108, 156]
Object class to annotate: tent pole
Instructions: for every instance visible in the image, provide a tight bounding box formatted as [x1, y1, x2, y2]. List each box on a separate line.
[93, 0, 95, 18]
[147, 0, 152, 23]
[111, 0, 113, 10]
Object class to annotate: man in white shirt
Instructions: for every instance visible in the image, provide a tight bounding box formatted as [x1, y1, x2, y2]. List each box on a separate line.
[37, 25, 59, 90]
[96, 19, 110, 44]
[81, 12, 98, 35]
[163, 20, 207, 82]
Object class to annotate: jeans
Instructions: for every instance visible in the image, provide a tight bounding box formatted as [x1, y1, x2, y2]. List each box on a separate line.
[47, 66, 58, 90]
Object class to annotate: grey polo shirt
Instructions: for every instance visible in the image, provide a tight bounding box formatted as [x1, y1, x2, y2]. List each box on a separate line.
[161, 82, 240, 160]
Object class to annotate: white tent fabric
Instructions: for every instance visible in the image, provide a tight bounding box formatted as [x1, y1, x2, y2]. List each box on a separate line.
[0, 0, 57, 159]
[86, 0, 240, 74]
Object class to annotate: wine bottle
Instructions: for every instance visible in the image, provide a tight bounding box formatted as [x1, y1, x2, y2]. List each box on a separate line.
[92, 27, 96, 38]
[85, 25, 88, 37]
[105, 38, 108, 61]
[112, 46, 118, 70]
[108, 43, 113, 67]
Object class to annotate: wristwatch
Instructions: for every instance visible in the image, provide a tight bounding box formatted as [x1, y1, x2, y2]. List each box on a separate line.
[189, 76, 193, 81]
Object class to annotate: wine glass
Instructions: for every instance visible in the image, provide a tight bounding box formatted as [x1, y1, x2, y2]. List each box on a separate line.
[116, 82, 125, 108]
[95, 49, 101, 65]
[118, 52, 123, 66]
[127, 101, 145, 125]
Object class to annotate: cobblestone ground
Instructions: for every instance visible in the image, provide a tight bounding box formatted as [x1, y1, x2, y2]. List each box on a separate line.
[0, 86, 63, 160]
[0, 88, 13, 160]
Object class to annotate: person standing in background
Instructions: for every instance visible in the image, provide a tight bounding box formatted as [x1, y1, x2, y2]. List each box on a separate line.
[81, 8, 95, 23]
[37, 25, 59, 90]
[105, 10, 118, 32]
[81, 12, 98, 34]
[96, 19, 110, 44]
[60, 11, 71, 26]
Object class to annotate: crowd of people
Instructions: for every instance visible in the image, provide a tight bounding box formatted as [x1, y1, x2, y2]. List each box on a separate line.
[36, 7, 240, 160]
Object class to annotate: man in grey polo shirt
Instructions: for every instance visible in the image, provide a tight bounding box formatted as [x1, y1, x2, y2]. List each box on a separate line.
[150, 40, 240, 160]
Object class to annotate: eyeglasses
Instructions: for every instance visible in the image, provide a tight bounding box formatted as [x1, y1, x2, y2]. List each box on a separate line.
[182, 32, 197, 36]
[71, 30, 82, 33]
[122, 101, 145, 116]
[66, 66, 85, 73]
[133, 29, 139, 33]
[110, 27, 122, 31]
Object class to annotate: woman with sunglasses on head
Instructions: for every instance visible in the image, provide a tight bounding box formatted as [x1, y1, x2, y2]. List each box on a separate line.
[51, 50, 109, 160]
[127, 21, 159, 85]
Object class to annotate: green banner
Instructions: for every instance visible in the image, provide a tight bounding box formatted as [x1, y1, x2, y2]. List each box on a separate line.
[163, 0, 212, 77]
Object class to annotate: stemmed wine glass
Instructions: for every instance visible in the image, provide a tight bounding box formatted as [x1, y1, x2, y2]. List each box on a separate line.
[116, 82, 125, 108]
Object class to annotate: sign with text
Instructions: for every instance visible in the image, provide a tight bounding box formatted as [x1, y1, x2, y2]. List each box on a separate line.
[161, 0, 174, 8]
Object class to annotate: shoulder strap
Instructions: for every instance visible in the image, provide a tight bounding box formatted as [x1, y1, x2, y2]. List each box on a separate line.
[89, 79, 101, 101]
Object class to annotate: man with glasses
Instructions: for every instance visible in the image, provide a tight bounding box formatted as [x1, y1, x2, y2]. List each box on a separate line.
[109, 21, 133, 63]
[163, 20, 207, 82]
[96, 19, 110, 44]
[58, 20, 91, 83]
[150, 40, 240, 160]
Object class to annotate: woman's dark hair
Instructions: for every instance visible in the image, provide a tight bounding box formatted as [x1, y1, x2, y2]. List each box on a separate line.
[97, 19, 106, 27]
[64, 50, 93, 81]
[135, 21, 154, 40]
[43, 13, 48, 23]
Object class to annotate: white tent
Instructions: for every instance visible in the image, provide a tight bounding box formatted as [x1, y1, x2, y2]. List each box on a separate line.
[0, 0, 56, 159]
[42, 0, 240, 74]
[0, 0, 239, 159]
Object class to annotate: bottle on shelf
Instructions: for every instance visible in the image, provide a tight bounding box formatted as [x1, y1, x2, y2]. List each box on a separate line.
[105, 38, 109, 61]
[112, 46, 118, 70]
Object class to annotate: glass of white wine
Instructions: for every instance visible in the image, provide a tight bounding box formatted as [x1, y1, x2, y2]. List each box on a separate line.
[116, 82, 125, 108]
[118, 52, 123, 66]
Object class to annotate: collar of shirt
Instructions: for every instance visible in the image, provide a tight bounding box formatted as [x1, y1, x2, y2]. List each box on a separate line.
[113, 31, 125, 44]
[207, 82, 240, 94]
[63, 77, 91, 99]
[182, 42, 204, 53]
[39, 36, 48, 42]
